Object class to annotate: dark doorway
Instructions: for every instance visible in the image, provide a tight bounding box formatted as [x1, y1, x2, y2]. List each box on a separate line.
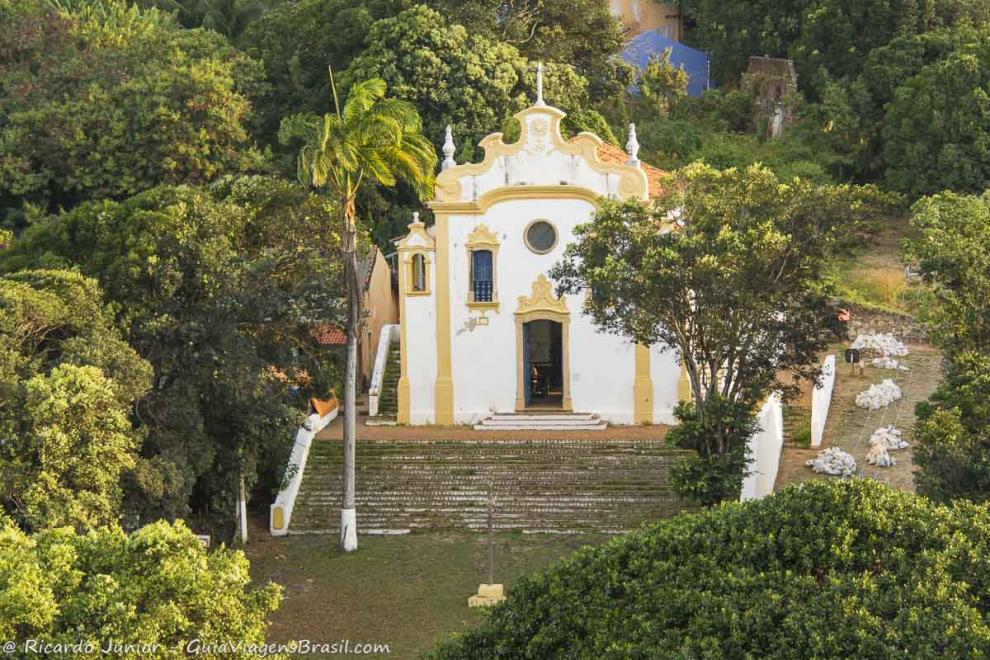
[523, 319, 563, 408]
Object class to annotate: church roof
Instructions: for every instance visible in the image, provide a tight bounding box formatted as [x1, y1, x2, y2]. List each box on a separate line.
[583, 140, 667, 199]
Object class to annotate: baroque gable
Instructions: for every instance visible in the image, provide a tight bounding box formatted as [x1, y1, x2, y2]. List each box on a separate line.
[432, 105, 650, 211]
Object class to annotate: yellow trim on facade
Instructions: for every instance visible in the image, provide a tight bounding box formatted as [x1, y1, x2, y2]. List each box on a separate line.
[430, 185, 606, 215]
[434, 213, 454, 425]
[678, 360, 692, 403]
[515, 275, 572, 411]
[433, 105, 649, 204]
[466, 223, 500, 311]
[403, 252, 432, 296]
[397, 243, 411, 424]
[634, 344, 654, 424]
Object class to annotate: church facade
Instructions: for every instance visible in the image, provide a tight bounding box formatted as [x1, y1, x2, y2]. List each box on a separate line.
[395, 88, 689, 426]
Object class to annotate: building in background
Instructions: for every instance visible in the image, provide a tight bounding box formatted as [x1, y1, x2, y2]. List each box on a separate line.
[610, 0, 682, 40]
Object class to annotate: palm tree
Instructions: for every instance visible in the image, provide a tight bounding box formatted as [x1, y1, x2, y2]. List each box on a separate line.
[279, 74, 436, 551]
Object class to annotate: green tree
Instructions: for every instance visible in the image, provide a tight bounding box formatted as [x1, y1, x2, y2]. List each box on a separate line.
[5, 365, 136, 532]
[0, 0, 264, 220]
[640, 49, 690, 117]
[1, 180, 344, 533]
[681, 0, 990, 93]
[0, 270, 151, 531]
[433, 479, 990, 658]
[907, 191, 990, 502]
[429, 0, 631, 101]
[241, 0, 410, 143]
[280, 78, 436, 551]
[340, 5, 595, 163]
[551, 164, 891, 503]
[0, 517, 280, 653]
[881, 37, 990, 197]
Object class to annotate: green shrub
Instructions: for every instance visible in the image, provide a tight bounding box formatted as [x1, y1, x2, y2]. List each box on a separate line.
[433, 479, 990, 658]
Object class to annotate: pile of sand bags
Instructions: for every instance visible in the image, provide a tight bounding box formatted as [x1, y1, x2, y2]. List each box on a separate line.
[852, 333, 909, 358]
[867, 426, 909, 467]
[806, 447, 858, 477]
[855, 379, 902, 410]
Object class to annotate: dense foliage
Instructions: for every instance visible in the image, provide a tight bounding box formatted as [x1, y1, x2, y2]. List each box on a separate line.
[0, 270, 151, 531]
[908, 192, 990, 503]
[681, 0, 990, 92]
[0, 0, 264, 221]
[552, 164, 892, 503]
[434, 479, 990, 658]
[1, 178, 344, 530]
[340, 6, 599, 163]
[0, 517, 280, 654]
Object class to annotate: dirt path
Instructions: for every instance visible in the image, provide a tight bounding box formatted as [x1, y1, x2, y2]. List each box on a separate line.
[775, 342, 942, 493]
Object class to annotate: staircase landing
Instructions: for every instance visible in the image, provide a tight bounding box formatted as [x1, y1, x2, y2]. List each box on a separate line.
[473, 412, 607, 431]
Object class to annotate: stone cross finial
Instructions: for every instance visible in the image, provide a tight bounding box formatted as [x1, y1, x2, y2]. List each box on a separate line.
[626, 123, 640, 167]
[441, 125, 457, 171]
[535, 62, 545, 107]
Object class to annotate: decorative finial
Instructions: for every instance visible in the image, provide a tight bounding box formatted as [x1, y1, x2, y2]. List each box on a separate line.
[626, 123, 640, 168]
[412, 211, 421, 226]
[535, 62, 545, 107]
[441, 125, 457, 171]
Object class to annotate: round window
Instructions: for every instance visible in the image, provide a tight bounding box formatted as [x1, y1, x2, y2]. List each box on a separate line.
[525, 220, 557, 254]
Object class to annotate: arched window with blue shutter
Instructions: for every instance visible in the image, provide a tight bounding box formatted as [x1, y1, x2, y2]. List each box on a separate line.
[472, 249, 493, 302]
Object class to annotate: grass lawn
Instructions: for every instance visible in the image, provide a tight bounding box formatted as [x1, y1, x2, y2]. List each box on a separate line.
[246, 525, 610, 659]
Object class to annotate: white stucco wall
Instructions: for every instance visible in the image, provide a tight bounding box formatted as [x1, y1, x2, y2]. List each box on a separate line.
[404, 257, 438, 424]
[740, 393, 784, 501]
[441, 197, 681, 425]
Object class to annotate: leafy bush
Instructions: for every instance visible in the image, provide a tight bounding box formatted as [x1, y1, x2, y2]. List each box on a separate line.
[666, 396, 758, 506]
[433, 479, 990, 658]
[0, 518, 280, 653]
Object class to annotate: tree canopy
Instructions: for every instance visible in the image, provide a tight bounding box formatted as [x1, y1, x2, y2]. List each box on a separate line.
[434, 479, 990, 658]
[0, 270, 151, 531]
[0, 517, 280, 653]
[0, 0, 265, 221]
[1, 178, 345, 530]
[552, 164, 893, 503]
[908, 191, 990, 503]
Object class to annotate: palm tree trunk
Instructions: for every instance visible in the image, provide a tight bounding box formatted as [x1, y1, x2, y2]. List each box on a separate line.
[340, 198, 362, 552]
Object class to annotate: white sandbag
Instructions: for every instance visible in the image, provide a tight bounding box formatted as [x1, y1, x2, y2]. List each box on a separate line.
[855, 379, 902, 410]
[805, 447, 857, 477]
[851, 333, 910, 358]
[870, 356, 909, 371]
[869, 425, 909, 451]
[867, 443, 896, 467]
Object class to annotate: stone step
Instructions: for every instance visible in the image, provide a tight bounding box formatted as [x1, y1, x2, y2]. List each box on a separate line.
[473, 412, 606, 431]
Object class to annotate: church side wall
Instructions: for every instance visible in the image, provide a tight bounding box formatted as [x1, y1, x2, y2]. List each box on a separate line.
[405, 260, 437, 424]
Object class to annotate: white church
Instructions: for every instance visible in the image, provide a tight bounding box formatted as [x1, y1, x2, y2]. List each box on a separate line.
[394, 71, 689, 428]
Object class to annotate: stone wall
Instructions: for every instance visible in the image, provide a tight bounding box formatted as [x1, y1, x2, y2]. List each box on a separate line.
[290, 439, 698, 535]
[846, 305, 925, 343]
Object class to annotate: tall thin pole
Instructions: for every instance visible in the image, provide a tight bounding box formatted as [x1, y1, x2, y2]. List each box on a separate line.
[487, 480, 494, 585]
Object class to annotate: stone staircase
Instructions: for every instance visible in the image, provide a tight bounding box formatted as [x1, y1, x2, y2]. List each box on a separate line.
[473, 412, 607, 431]
[288, 438, 697, 534]
[366, 344, 400, 426]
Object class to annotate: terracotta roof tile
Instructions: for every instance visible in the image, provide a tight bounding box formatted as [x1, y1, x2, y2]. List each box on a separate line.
[310, 324, 346, 346]
[590, 141, 667, 199]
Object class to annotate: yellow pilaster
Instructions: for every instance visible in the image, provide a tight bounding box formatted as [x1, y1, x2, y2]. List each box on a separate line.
[677, 360, 692, 403]
[634, 344, 654, 424]
[434, 213, 454, 424]
[397, 249, 411, 424]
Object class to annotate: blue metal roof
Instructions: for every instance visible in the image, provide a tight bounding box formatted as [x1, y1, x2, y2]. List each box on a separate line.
[621, 32, 711, 97]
